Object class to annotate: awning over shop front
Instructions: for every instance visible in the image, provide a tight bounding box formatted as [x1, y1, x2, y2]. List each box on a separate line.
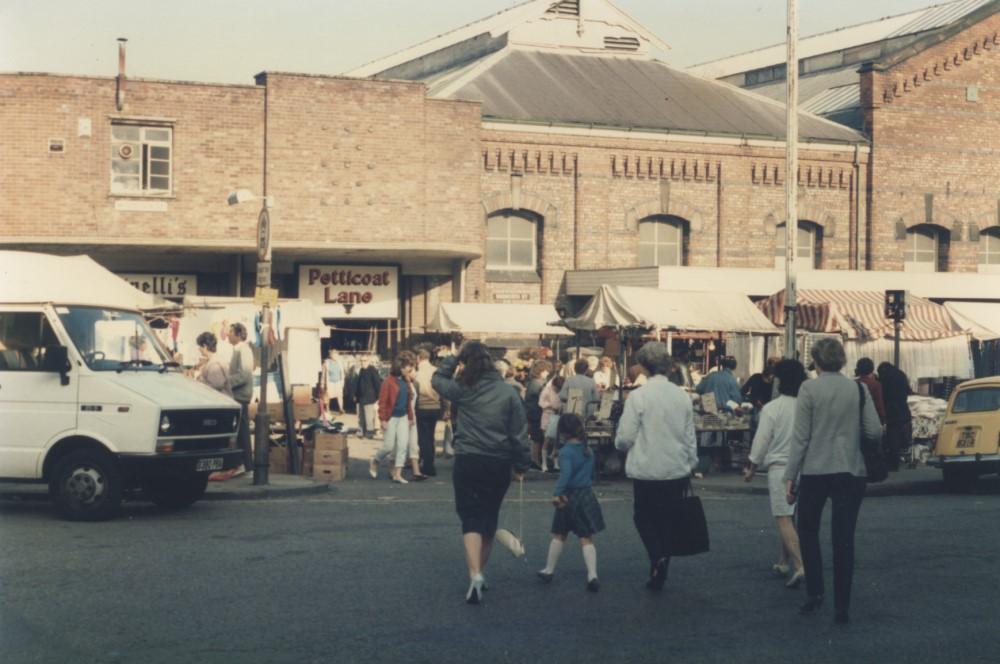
[563, 285, 778, 334]
[0, 251, 174, 311]
[944, 302, 1000, 341]
[758, 289, 964, 341]
[427, 303, 573, 336]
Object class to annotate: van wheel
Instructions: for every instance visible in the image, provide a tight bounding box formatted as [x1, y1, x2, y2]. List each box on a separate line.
[942, 466, 977, 493]
[143, 474, 209, 509]
[50, 450, 123, 521]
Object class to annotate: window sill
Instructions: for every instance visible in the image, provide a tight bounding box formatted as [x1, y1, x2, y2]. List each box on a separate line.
[108, 193, 176, 200]
[485, 270, 541, 284]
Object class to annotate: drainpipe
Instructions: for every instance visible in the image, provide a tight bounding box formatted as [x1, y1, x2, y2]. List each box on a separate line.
[572, 154, 580, 270]
[853, 144, 862, 270]
[115, 38, 127, 111]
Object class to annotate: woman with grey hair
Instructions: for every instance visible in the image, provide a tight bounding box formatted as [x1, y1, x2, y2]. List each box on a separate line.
[615, 342, 698, 591]
[783, 337, 881, 624]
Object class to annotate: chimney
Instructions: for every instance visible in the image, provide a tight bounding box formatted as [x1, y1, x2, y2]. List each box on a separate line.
[116, 37, 127, 111]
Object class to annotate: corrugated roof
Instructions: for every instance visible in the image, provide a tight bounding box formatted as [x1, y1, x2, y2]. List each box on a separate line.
[802, 85, 861, 116]
[442, 50, 864, 142]
[689, 0, 994, 80]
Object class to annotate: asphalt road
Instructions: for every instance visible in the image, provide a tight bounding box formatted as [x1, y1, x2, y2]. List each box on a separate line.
[2, 465, 999, 664]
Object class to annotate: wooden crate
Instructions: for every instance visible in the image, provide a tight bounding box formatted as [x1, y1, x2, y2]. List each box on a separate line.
[314, 447, 348, 466]
[314, 432, 348, 453]
[313, 462, 347, 482]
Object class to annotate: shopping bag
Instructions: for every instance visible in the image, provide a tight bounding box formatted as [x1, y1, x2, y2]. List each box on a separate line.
[669, 483, 710, 557]
[496, 477, 526, 558]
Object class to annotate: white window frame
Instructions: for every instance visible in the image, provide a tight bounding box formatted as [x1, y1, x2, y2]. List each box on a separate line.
[979, 228, 1000, 274]
[638, 218, 684, 267]
[904, 227, 939, 273]
[110, 123, 173, 196]
[774, 223, 817, 271]
[486, 213, 538, 271]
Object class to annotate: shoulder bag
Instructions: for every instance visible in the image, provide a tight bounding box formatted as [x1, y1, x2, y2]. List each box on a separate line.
[857, 383, 888, 483]
[669, 480, 710, 556]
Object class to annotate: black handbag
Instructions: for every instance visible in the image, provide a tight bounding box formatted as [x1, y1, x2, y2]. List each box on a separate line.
[857, 383, 888, 483]
[669, 481, 710, 556]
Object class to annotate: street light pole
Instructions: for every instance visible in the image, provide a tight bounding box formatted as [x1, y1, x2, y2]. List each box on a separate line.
[253, 200, 272, 486]
[784, 0, 799, 359]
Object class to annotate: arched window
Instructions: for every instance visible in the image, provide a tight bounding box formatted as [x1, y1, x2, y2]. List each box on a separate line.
[979, 228, 1000, 274]
[774, 221, 821, 270]
[638, 216, 687, 267]
[486, 211, 539, 271]
[904, 225, 946, 273]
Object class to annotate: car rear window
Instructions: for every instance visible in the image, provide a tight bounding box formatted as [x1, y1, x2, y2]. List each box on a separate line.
[952, 387, 1000, 413]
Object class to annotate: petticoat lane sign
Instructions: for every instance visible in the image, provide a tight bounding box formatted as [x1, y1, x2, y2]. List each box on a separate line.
[298, 264, 399, 319]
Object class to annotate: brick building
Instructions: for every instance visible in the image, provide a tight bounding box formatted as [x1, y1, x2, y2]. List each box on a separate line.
[5, 0, 997, 353]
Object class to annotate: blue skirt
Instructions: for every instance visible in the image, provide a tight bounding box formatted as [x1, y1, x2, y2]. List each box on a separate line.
[551, 487, 605, 537]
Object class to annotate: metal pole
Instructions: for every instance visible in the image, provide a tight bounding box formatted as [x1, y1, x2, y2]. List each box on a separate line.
[783, 0, 799, 359]
[893, 317, 901, 368]
[253, 198, 273, 486]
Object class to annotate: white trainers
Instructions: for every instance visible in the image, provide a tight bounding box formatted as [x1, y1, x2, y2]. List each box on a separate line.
[369, 459, 378, 480]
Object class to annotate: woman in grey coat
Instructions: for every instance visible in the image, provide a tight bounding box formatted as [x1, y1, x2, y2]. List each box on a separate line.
[784, 337, 882, 625]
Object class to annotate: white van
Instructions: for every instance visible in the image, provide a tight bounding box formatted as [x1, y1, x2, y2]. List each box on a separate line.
[0, 253, 242, 520]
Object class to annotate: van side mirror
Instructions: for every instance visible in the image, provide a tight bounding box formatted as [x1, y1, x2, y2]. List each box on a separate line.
[42, 345, 71, 385]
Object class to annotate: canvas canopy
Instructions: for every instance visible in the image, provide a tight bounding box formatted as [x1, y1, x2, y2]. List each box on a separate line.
[427, 303, 572, 336]
[944, 302, 1000, 341]
[563, 285, 778, 334]
[0, 251, 172, 311]
[758, 289, 964, 341]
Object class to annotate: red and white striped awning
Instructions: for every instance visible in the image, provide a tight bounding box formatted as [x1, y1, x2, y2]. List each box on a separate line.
[757, 289, 965, 341]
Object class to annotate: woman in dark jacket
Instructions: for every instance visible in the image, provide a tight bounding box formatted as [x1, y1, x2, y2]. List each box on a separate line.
[432, 341, 531, 605]
[877, 362, 912, 472]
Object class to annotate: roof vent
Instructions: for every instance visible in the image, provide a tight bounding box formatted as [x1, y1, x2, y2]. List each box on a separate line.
[547, 0, 580, 17]
[604, 36, 641, 52]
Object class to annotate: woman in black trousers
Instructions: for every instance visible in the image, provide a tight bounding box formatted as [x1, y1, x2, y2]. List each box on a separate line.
[784, 338, 882, 624]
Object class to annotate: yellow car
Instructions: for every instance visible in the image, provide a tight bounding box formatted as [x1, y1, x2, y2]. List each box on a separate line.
[930, 376, 1000, 491]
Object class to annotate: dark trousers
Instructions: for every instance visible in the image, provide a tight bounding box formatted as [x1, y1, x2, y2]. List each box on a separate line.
[632, 478, 689, 575]
[237, 401, 253, 470]
[884, 420, 911, 471]
[416, 410, 439, 474]
[797, 473, 866, 613]
[357, 404, 369, 438]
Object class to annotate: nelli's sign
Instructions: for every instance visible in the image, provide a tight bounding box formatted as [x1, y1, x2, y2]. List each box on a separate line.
[120, 273, 196, 297]
[299, 264, 399, 319]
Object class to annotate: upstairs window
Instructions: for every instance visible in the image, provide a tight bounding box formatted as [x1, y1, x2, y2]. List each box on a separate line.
[979, 228, 1000, 274]
[110, 124, 172, 195]
[638, 216, 686, 267]
[775, 222, 821, 270]
[904, 226, 943, 273]
[486, 211, 539, 271]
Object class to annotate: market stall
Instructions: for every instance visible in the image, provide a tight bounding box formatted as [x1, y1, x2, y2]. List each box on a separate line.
[758, 289, 973, 389]
[427, 302, 573, 338]
[944, 301, 1000, 377]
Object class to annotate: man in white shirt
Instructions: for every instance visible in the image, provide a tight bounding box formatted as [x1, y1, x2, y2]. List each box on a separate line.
[615, 342, 698, 591]
[227, 323, 255, 474]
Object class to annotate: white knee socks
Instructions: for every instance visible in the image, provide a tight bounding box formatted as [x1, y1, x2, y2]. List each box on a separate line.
[582, 543, 598, 581]
[542, 539, 564, 573]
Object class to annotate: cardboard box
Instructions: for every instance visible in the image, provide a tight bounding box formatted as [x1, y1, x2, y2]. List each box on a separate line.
[292, 402, 319, 421]
[269, 446, 290, 474]
[314, 432, 348, 453]
[314, 447, 348, 466]
[313, 462, 347, 482]
[291, 385, 313, 405]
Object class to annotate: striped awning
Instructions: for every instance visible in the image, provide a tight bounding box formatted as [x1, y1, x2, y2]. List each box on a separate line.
[757, 289, 965, 341]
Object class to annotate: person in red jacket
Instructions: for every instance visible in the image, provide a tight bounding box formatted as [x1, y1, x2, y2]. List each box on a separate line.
[854, 358, 886, 424]
[370, 351, 425, 483]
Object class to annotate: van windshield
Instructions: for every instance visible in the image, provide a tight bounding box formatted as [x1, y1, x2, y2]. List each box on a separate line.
[57, 306, 170, 371]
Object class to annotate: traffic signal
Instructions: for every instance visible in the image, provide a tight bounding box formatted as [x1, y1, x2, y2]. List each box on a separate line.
[885, 290, 906, 320]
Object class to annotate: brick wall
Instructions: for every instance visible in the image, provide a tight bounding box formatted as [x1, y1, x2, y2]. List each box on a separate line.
[864, 13, 1000, 272]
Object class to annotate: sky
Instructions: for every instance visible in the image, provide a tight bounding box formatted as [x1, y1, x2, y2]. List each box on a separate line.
[0, 0, 953, 85]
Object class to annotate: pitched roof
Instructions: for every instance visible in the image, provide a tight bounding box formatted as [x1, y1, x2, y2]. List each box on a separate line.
[438, 49, 864, 143]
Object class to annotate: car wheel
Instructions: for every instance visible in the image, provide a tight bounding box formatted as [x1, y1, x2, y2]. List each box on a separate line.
[143, 474, 209, 509]
[50, 449, 123, 521]
[942, 466, 977, 493]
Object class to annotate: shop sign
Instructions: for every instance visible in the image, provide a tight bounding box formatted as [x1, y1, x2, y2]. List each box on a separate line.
[120, 273, 196, 297]
[492, 292, 531, 301]
[298, 264, 399, 319]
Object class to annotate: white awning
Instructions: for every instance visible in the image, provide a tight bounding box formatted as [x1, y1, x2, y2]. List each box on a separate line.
[427, 303, 573, 336]
[564, 285, 779, 334]
[0, 251, 172, 311]
[945, 302, 1000, 341]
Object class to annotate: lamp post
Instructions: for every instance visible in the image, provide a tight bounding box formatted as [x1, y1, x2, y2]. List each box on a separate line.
[228, 189, 274, 486]
[783, 0, 799, 359]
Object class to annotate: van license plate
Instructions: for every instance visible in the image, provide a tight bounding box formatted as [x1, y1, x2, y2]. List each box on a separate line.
[956, 430, 977, 448]
[196, 457, 224, 472]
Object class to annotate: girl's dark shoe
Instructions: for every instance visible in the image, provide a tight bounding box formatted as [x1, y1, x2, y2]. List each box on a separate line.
[646, 558, 667, 591]
[799, 596, 824, 615]
[537, 571, 554, 584]
[834, 611, 850, 625]
[586, 578, 600, 593]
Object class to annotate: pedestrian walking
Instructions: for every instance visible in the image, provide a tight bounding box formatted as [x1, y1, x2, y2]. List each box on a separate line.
[524, 359, 552, 470]
[353, 355, 382, 439]
[371, 351, 425, 484]
[227, 322, 254, 475]
[537, 414, 604, 592]
[538, 374, 564, 472]
[784, 337, 882, 624]
[414, 349, 442, 476]
[560, 358, 599, 418]
[744, 359, 806, 589]
[854, 358, 886, 424]
[615, 342, 698, 591]
[432, 341, 531, 605]
[194, 331, 232, 397]
[877, 361, 912, 471]
[323, 349, 346, 414]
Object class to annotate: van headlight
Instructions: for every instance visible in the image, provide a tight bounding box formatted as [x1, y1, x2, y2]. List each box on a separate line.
[160, 414, 172, 434]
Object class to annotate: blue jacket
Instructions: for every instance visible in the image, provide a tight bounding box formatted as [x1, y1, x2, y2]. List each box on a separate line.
[553, 441, 594, 496]
[696, 369, 742, 410]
